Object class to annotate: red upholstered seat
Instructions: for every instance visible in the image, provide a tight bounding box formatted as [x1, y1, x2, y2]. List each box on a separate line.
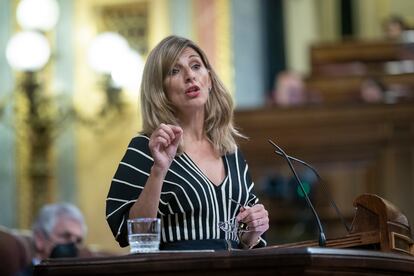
[0, 226, 33, 276]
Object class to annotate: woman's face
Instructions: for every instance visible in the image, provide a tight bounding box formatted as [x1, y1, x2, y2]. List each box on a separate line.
[164, 47, 212, 115]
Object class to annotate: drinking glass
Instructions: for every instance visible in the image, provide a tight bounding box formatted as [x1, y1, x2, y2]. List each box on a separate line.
[127, 218, 160, 253]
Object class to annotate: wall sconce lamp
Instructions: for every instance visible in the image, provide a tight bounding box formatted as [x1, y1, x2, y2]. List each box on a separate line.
[87, 32, 144, 115]
[16, 0, 59, 32]
[4, 0, 62, 222]
[3, 0, 144, 222]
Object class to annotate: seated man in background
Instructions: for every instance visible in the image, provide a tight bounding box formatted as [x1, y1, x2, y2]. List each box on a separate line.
[273, 71, 306, 106]
[360, 77, 387, 104]
[22, 202, 87, 274]
[383, 15, 407, 40]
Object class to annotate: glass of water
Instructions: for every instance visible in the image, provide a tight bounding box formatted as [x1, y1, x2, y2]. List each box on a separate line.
[127, 218, 161, 253]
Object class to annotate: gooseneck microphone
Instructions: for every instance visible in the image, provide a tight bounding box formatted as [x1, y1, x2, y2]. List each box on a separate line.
[268, 139, 326, 247]
[268, 140, 351, 233]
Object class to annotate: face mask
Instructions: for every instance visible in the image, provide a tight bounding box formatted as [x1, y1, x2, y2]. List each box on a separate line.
[49, 242, 78, 258]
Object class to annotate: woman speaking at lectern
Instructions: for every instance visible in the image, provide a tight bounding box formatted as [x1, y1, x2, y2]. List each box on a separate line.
[106, 35, 269, 250]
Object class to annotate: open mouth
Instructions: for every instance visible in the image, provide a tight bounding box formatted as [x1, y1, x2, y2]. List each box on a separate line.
[185, 85, 200, 94]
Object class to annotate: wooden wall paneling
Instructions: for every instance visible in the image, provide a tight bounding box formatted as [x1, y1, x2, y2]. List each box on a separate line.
[234, 103, 414, 245]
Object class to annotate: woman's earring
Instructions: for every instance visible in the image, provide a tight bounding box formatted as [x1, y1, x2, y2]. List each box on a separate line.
[208, 87, 212, 92]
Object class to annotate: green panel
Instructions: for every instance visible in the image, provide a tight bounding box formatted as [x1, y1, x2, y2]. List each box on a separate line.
[55, 0, 77, 203]
[0, 0, 17, 228]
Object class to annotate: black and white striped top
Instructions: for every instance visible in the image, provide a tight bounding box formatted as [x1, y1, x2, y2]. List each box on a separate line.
[106, 134, 264, 247]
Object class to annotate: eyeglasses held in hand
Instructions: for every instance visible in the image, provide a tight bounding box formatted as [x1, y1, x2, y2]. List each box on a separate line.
[218, 198, 252, 235]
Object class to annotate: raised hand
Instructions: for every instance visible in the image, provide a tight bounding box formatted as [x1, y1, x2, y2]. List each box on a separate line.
[148, 123, 183, 172]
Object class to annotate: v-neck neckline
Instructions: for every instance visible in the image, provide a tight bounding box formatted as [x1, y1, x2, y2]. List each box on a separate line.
[183, 152, 228, 187]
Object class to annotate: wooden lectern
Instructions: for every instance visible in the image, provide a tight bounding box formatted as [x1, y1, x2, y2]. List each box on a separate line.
[270, 194, 414, 256]
[34, 194, 414, 275]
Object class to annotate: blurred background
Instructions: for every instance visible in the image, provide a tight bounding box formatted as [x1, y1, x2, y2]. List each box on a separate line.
[0, 0, 413, 254]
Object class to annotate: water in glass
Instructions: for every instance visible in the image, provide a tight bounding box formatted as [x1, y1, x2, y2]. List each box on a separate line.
[128, 233, 160, 253]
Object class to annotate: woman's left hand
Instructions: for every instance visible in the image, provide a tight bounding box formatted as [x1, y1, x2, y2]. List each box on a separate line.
[236, 204, 269, 248]
[236, 204, 269, 235]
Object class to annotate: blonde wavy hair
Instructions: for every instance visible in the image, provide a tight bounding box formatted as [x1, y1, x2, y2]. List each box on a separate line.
[140, 35, 244, 155]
